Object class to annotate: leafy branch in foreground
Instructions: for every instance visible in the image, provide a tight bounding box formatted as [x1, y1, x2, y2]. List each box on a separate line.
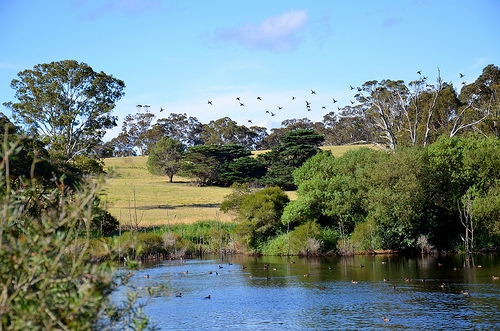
[0, 130, 159, 330]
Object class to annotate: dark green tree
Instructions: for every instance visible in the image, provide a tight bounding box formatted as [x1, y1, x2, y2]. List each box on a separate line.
[147, 136, 185, 182]
[181, 144, 252, 186]
[259, 129, 324, 190]
[3, 60, 125, 161]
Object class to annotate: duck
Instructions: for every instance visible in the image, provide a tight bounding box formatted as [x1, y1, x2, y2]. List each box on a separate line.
[492, 276, 499, 280]
[351, 280, 358, 284]
[328, 266, 333, 270]
[290, 261, 296, 264]
[208, 272, 212, 275]
[383, 278, 389, 282]
[381, 261, 387, 265]
[183, 271, 188, 274]
[145, 274, 149, 278]
[440, 283, 446, 289]
[204, 295, 211, 299]
[319, 287, 326, 291]
[392, 285, 396, 290]
[176, 293, 182, 297]
[382, 316, 390, 323]
[405, 278, 411, 282]
[461, 290, 469, 296]
[304, 274, 310, 277]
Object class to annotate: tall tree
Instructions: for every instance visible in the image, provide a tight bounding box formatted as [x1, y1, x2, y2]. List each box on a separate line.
[3, 60, 124, 161]
[259, 129, 324, 190]
[119, 106, 156, 155]
[458, 64, 500, 138]
[147, 137, 185, 182]
[153, 113, 203, 147]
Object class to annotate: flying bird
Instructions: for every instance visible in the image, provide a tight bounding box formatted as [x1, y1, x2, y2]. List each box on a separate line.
[257, 96, 262, 100]
[239, 102, 245, 106]
[136, 104, 142, 108]
[236, 97, 240, 101]
[160, 107, 164, 112]
[322, 106, 326, 109]
[337, 106, 341, 111]
[248, 119, 253, 124]
[460, 73, 464, 78]
[271, 112, 275, 116]
[207, 101, 213, 105]
[278, 106, 283, 110]
[305, 101, 311, 106]
[311, 89, 316, 94]
[350, 85, 354, 90]
[417, 70, 422, 75]
[332, 98, 337, 103]
[292, 96, 296, 100]
[357, 87, 362, 92]
[265, 110, 270, 114]
[350, 100, 355, 104]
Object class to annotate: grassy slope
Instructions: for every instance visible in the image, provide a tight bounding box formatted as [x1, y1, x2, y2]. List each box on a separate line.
[102, 144, 376, 226]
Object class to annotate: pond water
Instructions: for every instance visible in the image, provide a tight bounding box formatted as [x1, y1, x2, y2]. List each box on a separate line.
[120, 254, 500, 330]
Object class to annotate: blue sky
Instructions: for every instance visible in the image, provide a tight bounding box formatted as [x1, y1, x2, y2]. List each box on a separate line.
[1, 0, 499, 140]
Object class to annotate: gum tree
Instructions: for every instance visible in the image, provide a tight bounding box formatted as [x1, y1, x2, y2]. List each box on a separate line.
[4, 60, 125, 161]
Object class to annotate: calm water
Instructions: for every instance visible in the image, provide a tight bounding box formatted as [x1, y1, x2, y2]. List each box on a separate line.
[119, 254, 500, 330]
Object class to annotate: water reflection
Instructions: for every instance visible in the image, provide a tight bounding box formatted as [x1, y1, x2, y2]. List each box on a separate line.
[121, 254, 500, 330]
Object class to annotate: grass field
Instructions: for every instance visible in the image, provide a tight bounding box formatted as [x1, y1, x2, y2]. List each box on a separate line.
[102, 144, 376, 226]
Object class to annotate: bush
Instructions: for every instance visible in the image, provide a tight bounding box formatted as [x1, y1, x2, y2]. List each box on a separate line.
[234, 187, 290, 251]
[0, 136, 156, 330]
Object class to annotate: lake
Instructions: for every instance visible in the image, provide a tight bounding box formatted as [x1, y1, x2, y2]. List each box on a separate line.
[120, 254, 500, 330]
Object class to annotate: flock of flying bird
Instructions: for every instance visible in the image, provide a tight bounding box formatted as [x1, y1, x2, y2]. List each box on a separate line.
[141, 71, 467, 125]
[202, 71, 468, 126]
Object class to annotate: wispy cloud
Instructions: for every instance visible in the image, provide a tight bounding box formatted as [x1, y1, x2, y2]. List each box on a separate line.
[74, 0, 161, 20]
[383, 17, 402, 28]
[210, 9, 308, 52]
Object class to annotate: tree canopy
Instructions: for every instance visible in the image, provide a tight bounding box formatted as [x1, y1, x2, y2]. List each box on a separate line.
[4, 60, 125, 161]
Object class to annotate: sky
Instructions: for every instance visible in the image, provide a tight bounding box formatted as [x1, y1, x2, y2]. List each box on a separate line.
[1, 0, 499, 141]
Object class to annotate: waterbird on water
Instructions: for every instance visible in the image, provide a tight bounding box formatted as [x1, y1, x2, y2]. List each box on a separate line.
[383, 316, 390, 323]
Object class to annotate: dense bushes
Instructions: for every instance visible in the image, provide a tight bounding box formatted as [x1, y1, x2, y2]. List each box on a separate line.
[284, 134, 500, 252]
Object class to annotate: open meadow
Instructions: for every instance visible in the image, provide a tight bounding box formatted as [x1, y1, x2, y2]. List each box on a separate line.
[102, 144, 376, 227]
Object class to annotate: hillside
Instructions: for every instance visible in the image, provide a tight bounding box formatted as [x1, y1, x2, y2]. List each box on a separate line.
[102, 144, 376, 226]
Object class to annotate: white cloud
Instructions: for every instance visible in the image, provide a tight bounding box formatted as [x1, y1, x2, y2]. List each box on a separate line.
[211, 9, 308, 52]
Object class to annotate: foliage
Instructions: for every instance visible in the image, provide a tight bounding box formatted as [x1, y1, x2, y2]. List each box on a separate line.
[234, 187, 290, 251]
[153, 113, 203, 147]
[259, 129, 324, 190]
[147, 137, 185, 182]
[91, 209, 119, 234]
[287, 134, 500, 252]
[0, 137, 155, 330]
[181, 144, 254, 186]
[220, 183, 255, 215]
[119, 107, 156, 155]
[4, 60, 124, 162]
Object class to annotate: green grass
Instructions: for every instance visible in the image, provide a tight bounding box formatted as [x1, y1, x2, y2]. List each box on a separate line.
[102, 145, 373, 227]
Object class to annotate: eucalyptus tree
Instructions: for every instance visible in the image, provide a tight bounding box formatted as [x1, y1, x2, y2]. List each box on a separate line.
[3, 60, 125, 161]
[355, 70, 444, 150]
[457, 64, 500, 138]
